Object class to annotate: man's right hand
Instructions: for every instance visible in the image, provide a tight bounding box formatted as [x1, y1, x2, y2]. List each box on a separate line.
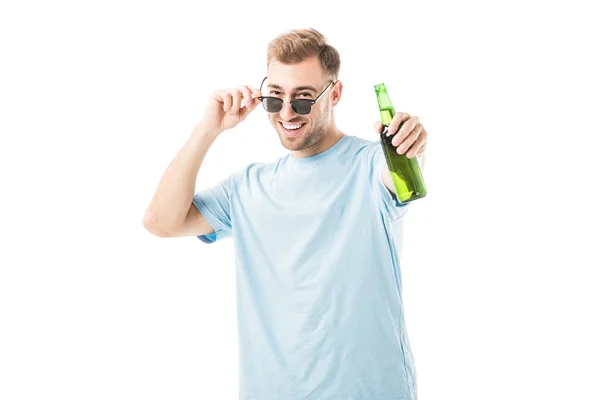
[200, 85, 262, 134]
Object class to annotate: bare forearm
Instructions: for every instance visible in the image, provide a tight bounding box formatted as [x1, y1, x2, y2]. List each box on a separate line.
[143, 123, 220, 232]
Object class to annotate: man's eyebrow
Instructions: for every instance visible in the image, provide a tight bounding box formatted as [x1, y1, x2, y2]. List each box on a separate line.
[267, 83, 318, 93]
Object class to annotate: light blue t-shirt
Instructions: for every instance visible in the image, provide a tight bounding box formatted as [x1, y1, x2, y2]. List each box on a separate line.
[193, 134, 417, 399]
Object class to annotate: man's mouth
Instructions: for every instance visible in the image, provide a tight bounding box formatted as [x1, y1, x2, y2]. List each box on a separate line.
[279, 121, 306, 137]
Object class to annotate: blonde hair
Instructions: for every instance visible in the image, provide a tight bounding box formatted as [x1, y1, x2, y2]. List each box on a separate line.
[267, 28, 341, 80]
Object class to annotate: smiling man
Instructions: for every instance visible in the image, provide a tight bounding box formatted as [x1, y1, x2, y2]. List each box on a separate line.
[143, 28, 428, 400]
[260, 72, 339, 154]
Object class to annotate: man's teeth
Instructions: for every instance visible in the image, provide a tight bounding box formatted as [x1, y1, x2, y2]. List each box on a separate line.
[282, 123, 304, 130]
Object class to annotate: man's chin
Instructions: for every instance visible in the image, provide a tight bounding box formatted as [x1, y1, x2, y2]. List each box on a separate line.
[274, 123, 321, 152]
[278, 134, 304, 151]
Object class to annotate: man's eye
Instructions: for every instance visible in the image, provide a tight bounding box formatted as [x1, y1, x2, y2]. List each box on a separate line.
[270, 91, 281, 95]
[297, 93, 311, 98]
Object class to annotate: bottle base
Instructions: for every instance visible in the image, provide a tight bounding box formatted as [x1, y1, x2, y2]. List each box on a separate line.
[398, 192, 427, 204]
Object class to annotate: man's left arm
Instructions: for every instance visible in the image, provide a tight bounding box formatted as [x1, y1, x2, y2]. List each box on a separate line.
[374, 113, 428, 195]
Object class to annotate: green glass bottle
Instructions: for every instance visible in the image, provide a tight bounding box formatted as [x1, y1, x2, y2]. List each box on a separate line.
[374, 83, 427, 203]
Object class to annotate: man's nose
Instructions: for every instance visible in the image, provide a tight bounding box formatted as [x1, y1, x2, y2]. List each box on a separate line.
[279, 101, 297, 121]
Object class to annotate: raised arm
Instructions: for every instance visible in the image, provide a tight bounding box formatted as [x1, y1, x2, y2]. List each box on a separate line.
[143, 85, 261, 237]
[143, 125, 220, 237]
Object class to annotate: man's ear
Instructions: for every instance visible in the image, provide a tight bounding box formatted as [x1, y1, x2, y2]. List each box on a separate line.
[331, 80, 343, 106]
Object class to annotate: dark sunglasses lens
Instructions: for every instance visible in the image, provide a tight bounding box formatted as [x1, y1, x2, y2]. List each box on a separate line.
[292, 100, 312, 115]
[262, 98, 283, 113]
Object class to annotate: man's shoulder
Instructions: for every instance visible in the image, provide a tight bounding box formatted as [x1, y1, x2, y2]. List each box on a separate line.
[342, 135, 381, 159]
[341, 134, 377, 149]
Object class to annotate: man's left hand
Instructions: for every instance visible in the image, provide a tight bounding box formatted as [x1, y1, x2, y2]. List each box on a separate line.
[374, 112, 428, 196]
[373, 112, 428, 161]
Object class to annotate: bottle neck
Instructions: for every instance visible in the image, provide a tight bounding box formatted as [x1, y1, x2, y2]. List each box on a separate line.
[379, 105, 395, 126]
[375, 89, 395, 126]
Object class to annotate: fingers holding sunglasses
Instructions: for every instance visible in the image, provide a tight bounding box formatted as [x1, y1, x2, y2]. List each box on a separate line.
[239, 86, 252, 110]
[229, 89, 243, 115]
[213, 87, 255, 114]
[204, 86, 262, 132]
[240, 86, 262, 111]
[238, 86, 262, 120]
[248, 85, 262, 98]
[214, 90, 233, 113]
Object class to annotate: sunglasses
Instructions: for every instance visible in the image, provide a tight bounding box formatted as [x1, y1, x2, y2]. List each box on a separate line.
[257, 77, 336, 115]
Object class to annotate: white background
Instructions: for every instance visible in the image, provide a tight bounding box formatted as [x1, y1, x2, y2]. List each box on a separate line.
[1, 0, 599, 399]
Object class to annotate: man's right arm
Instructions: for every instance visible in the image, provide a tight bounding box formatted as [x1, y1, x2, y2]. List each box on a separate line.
[142, 124, 220, 238]
[142, 85, 262, 238]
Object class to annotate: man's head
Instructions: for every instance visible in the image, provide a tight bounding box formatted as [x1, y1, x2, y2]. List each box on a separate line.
[262, 28, 343, 156]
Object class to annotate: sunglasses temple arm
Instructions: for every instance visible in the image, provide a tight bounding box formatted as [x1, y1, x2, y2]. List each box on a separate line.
[258, 77, 268, 93]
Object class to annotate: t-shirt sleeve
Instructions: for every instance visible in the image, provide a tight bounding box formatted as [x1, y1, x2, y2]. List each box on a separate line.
[365, 140, 410, 222]
[192, 170, 243, 244]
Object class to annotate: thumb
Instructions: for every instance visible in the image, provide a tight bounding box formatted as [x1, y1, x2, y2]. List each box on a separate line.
[373, 121, 383, 134]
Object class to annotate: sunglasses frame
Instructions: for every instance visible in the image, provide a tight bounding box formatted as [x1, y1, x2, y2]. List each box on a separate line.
[257, 77, 336, 115]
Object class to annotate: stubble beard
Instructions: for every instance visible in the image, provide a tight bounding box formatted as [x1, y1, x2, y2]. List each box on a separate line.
[276, 108, 331, 152]
[278, 122, 326, 152]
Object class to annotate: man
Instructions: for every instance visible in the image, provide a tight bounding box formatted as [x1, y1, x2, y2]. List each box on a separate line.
[143, 28, 428, 399]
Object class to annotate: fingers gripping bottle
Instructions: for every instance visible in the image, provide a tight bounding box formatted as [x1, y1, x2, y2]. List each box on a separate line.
[374, 83, 427, 203]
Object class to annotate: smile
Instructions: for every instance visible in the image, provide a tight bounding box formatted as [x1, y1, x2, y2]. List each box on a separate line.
[279, 122, 306, 137]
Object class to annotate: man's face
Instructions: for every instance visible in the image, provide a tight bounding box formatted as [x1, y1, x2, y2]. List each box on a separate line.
[264, 56, 337, 153]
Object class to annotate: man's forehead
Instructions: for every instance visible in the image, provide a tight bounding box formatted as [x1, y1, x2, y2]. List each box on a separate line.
[265, 59, 326, 92]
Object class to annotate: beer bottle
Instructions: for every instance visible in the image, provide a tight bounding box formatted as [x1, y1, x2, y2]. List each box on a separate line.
[374, 83, 427, 203]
